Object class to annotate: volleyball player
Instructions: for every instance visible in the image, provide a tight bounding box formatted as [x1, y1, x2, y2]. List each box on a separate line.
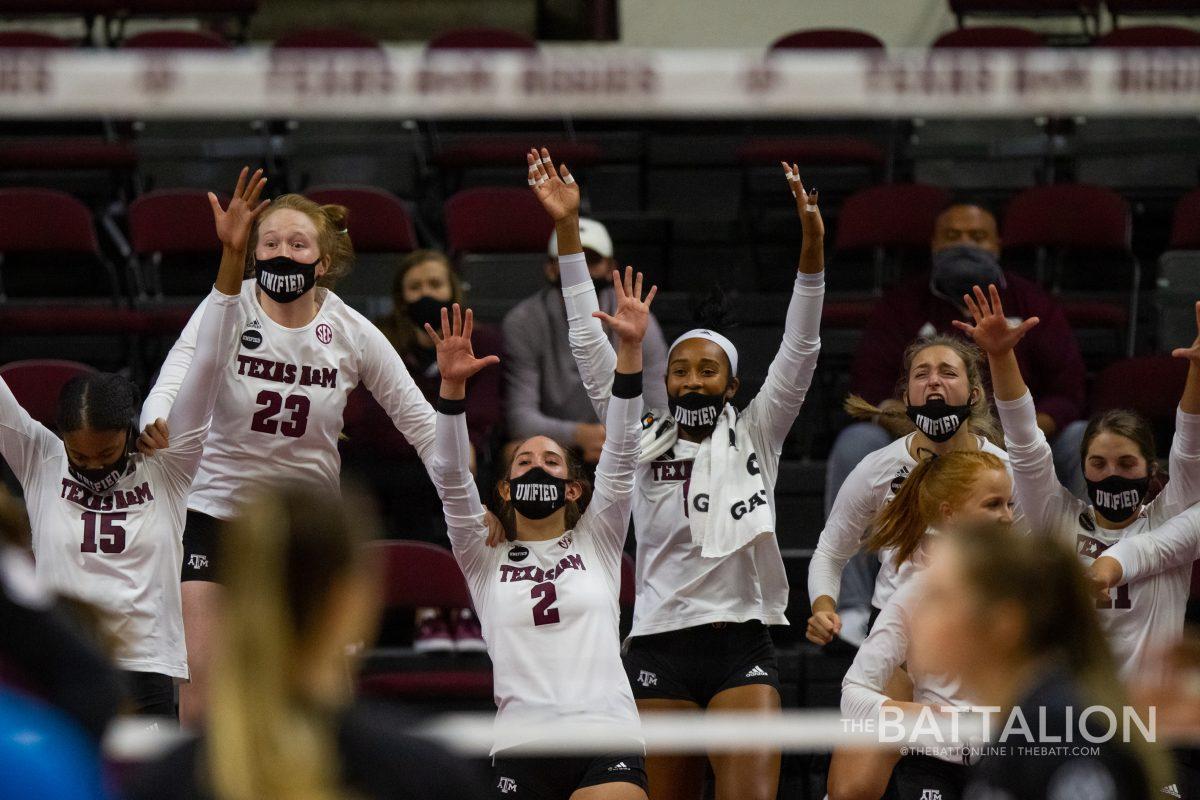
[832, 451, 1013, 800]
[530, 148, 823, 800]
[428, 284, 652, 798]
[807, 336, 1009, 646]
[138, 171, 438, 726]
[0, 168, 261, 716]
[957, 284, 1200, 679]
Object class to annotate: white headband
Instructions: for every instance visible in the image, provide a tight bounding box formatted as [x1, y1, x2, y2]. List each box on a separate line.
[669, 329, 739, 376]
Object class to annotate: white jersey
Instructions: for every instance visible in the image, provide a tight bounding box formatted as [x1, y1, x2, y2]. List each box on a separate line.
[809, 432, 1011, 611]
[430, 383, 643, 754]
[1, 289, 238, 678]
[141, 279, 436, 519]
[996, 390, 1200, 679]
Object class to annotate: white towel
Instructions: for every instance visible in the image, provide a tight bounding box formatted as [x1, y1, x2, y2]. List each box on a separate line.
[640, 404, 773, 558]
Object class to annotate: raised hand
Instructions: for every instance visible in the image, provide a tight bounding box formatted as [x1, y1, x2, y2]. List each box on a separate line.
[782, 161, 824, 240]
[952, 284, 1040, 357]
[527, 146, 580, 222]
[209, 166, 270, 253]
[592, 266, 658, 346]
[427, 303, 501, 388]
[1173, 302, 1200, 364]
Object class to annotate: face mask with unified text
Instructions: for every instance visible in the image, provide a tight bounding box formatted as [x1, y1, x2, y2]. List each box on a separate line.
[1086, 473, 1150, 524]
[906, 398, 971, 443]
[668, 392, 726, 437]
[509, 467, 567, 520]
[256, 256, 318, 303]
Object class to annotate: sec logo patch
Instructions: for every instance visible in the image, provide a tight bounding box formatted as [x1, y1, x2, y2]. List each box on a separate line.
[316, 323, 333, 345]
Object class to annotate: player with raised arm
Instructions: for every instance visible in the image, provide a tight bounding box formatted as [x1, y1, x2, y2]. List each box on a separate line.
[531, 147, 823, 800]
[428, 280, 653, 799]
[0, 168, 263, 717]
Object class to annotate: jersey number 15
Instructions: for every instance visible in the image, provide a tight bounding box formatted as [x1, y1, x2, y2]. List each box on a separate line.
[80, 512, 126, 554]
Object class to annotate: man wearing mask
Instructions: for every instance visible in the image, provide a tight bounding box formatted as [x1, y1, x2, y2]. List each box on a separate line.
[502, 218, 669, 464]
[824, 203, 1087, 643]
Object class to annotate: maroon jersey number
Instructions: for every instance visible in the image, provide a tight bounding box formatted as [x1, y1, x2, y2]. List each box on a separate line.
[1097, 583, 1132, 610]
[80, 511, 127, 554]
[530, 582, 561, 626]
[250, 390, 310, 438]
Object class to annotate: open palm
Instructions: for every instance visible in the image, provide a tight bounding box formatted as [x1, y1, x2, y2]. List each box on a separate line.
[593, 266, 657, 346]
[953, 284, 1039, 356]
[209, 166, 270, 252]
[527, 146, 580, 222]
[428, 303, 500, 384]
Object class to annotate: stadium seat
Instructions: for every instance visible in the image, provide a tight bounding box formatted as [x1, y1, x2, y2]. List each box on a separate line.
[127, 189, 223, 300]
[426, 27, 537, 50]
[0, 139, 137, 172]
[444, 188, 554, 302]
[1002, 183, 1137, 355]
[0, 359, 95, 430]
[1090, 354, 1187, 422]
[1170, 188, 1200, 249]
[304, 186, 418, 253]
[931, 26, 1044, 48]
[273, 27, 381, 50]
[0, 30, 74, 48]
[947, 0, 1101, 32]
[1094, 25, 1200, 47]
[121, 29, 232, 49]
[768, 28, 885, 50]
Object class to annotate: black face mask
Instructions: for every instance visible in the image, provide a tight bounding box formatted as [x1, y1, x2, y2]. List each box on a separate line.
[906, 397, 971, 443]
[930, 245, 1005, 310]
[407, 295, 450, 333]
[669, 392, 726, 436]
[67, 429, 133, 494]
[256, 255, 319, 303]
[509, 467, 568, 520]
[1086, 474, 1150, 524]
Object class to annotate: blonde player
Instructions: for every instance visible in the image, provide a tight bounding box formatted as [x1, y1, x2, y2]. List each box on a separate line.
[428, 286, 652, 799]
[807, 335, 1010, 646]
[957, 284, 1200, 679]
[0, 168, 264, 716]
[831, 450, 1014, 800]
[138, 171, 437, 726]
[531, 148, 822, 800]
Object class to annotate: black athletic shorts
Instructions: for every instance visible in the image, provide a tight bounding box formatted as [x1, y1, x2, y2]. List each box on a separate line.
[122, 670, 176, 719]
[491, 751, 646, 798]
[181, 510, 221, 583]
[886, 754, 968, 800]
[622, 620, 780, 705]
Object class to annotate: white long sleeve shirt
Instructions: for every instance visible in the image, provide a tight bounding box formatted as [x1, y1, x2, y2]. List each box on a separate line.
[429, 379, 644, 755]
[559, 252, 824, 635]
[809, 433, 1011, 612]
[996, 390, 1200, 678]
[2, 288, 238, 678]
[140, 279, 436, 519]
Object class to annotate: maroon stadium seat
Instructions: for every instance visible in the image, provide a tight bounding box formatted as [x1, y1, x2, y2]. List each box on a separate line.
[1094, 25, 1200, 47]
[1170, 189, 1200, 250]
[1003, 184, 1136, 353]
[127, 189, 224, 299]
[0, 360, 95, 430]
[0, 30, 73, 47]
[834, 184, 951, 253]
[444, 188, 555, 257]
[427, 27, 537, 51]
[769, 28, 885, 50]
[1091, 354, 1188, 421]
[304, 186, 417, 253]
[121, 28, 231, 49]
[273, 27, 381, 50]
[931, 26, 1044, 48]
[0, 139, 137, 172]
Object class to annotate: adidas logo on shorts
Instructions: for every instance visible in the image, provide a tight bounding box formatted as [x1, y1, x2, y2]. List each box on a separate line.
[1162, 785, 1182, 798]
[745, 665, 769, 678]
[608, 762, 630, 771]
[497, 776, 517, 794]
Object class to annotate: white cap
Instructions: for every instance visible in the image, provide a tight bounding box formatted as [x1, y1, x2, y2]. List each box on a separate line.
[548, 217, 613, 259]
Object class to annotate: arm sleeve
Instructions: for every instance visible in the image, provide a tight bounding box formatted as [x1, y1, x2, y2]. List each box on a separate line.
[560, 252, 617, 422]
[577, 374, 643, 562]
[841, 595, 909, 721]
[743, 271, 824, 451]
[1105, 502, 1200, 586]
[359, 325, 438, 465]
[640, 315, 669, 412]
[428, 406, 491, 600]
[139, 294, 208, 428]
[995, 391, 1078, 541]
[501, 308, 582, 443]
[1152, 407, 1200, 520]
[808, 458, 883, 604]
[0, 373, 61, 489]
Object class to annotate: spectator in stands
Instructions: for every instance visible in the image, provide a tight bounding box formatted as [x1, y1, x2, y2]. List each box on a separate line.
[125, 487, 487, 800]
[824, 203, 1088, 642]
[502, 218, 668, 464]
[341, 249, 498, 654]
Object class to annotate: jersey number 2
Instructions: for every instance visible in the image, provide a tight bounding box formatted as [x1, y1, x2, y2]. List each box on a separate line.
[80, 512, 126, 554]
[250, 390, 310, 437]
[531, 582, 561, 626]
[1097, 584, 1132, 610]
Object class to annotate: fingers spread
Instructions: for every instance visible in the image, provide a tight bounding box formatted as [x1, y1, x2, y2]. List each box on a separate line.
[232, 166, 248, 199]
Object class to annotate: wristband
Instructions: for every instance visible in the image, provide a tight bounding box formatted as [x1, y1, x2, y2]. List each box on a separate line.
[437, 396, 467, 415]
